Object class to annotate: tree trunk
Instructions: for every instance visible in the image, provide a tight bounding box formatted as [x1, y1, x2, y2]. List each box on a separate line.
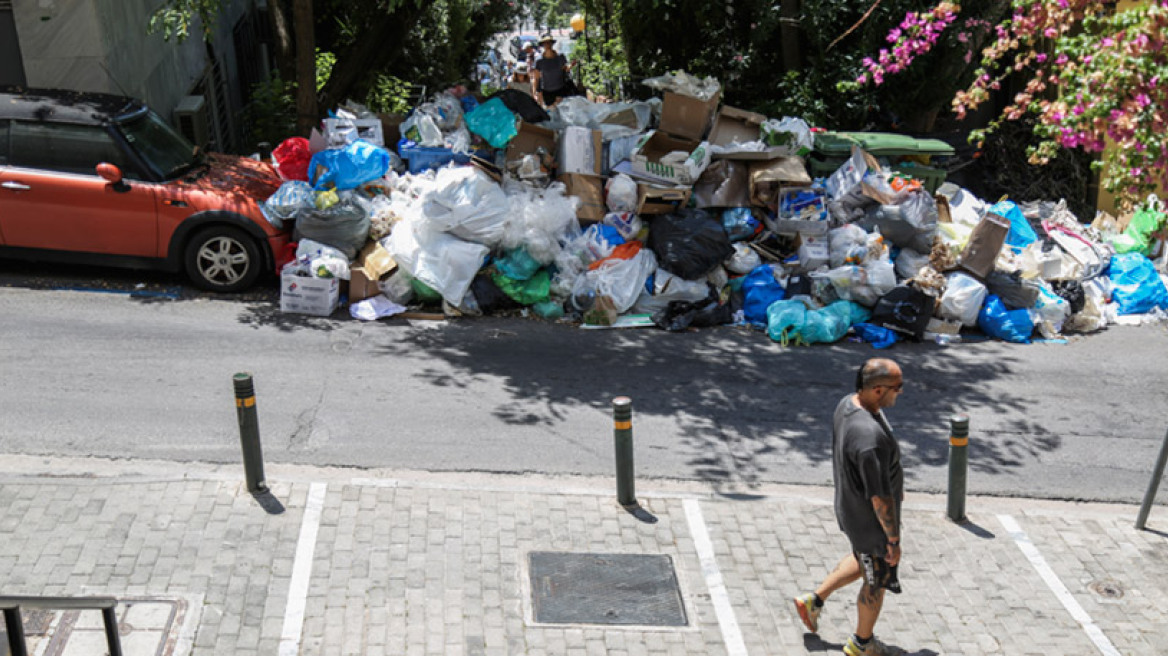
[266, 0, 295, 82]
[317, 3, 427, 113]
[780, 0, 802, 73]
[293, 0, 318, 136]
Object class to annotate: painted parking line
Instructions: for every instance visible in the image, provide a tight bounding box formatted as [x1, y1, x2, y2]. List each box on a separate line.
[684, 498, 748, 656]
[997, 514, 1120, 656]
[279, 482, 327, 656]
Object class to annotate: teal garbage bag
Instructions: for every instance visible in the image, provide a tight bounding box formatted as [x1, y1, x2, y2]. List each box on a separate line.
[465, 97, 519, 149]
[977, 294, 1033, 343]
[308, 140, 391, 190]
[989, 200, 1038, 251]
[1110, 253, 1168, 315]
[767, 300, 869, 345]
[495, 248, 541, 281]
[742, 264, 786, 326]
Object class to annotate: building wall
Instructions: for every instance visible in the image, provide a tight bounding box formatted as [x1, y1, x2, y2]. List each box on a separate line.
[11, 0, 108, 92]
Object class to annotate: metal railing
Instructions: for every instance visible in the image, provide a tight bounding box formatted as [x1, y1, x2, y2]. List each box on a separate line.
[0, 596, 122, 656]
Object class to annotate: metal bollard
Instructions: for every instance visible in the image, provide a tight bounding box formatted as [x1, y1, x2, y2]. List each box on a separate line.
[947, 413, 969, 523]
[613, 397, 636, 507]
[233, 373, 268, 494]
[1135, 425, 1168, 530]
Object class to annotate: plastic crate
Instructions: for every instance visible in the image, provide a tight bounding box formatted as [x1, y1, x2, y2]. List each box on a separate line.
[399, 145, 469, 174]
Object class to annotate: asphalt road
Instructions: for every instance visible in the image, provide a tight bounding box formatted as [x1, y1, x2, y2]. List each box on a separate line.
[1, 267, 1167, 504]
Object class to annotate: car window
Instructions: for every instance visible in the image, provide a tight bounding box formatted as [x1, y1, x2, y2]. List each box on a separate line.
[9, 120, 145, 179]
[0, 119, 8, 164]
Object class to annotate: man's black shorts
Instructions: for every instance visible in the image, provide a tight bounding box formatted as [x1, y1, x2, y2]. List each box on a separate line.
[540, 87, 569, 106]
[856, 551, 902, 594]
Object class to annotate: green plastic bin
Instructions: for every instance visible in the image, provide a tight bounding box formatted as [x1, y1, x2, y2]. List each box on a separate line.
[811, 131, 955, 192]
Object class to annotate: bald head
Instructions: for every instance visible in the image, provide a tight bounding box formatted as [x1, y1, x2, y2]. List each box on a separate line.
[856, 358, 902, 392]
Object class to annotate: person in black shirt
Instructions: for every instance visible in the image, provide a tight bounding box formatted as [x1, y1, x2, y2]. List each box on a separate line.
[531, 34, 577, 108]
[794, 358, 906, 656]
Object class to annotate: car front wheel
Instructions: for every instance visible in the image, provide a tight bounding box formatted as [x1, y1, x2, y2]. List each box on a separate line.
[184, 226, 263, 292]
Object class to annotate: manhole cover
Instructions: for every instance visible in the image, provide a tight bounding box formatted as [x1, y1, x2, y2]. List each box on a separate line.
[1088, 580, 1124, 599]
[529, 552, 687, 626]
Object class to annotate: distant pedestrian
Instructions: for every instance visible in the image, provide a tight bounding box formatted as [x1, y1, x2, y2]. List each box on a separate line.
[794, 358, 905, 656]
[509, 63, 534, 97]
[531, 34, 577, 108]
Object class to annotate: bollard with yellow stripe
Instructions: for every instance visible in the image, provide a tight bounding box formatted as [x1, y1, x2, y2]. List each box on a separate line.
[947, 413, 969, 523]
[613, 396, 636, 507]
[233, 372, 268, 494]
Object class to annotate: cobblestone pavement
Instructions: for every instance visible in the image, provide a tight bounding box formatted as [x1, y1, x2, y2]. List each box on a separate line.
[0, 455, 1165, 655]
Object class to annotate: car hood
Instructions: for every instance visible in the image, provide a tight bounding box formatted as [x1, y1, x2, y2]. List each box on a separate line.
[175, 153, 283, 200]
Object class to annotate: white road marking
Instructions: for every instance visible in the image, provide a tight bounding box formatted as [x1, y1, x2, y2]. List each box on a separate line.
[279, 482, 327, 656]
[997, 514, 1121, 656]
[684, 498, 748, 656]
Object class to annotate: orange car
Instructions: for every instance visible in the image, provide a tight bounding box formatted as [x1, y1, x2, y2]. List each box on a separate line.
[0, 87, 291, 292]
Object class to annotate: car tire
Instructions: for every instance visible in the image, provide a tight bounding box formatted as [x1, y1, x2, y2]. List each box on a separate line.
[184, 225, 263, 293]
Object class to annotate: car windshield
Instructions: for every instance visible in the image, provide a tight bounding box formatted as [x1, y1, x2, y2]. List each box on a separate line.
[116, 109, 202, 180]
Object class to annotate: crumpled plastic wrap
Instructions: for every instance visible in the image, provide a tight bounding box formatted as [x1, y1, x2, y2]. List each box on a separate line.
[419, 167, 510, 246]
[262, 180, 315, 228]
[642, 70, 721, 101]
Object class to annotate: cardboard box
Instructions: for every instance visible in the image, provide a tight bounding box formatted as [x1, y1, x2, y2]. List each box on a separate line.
[635, 184, 692, 215]
[628, 130, 711, 186]
[348, 266, 384, 304]
[558, 126, 603, 176]
[322, 117, 385, 147]
[559, 173, 606, 223]
[355, 241, 397, 280]
[506, 121, 557, 165]
[708, 105, 786, 161]
[280, 271, 340, 316]
[749, 157, 812, 207]
[660, 90, 721, 141]
[795, 234, 830, 271]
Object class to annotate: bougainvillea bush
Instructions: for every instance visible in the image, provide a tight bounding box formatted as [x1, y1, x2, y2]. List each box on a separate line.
[861, 0, 1168, 208]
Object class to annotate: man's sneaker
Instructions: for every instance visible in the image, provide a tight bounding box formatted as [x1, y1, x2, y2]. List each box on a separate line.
[842, 635, 898, 656]
[793, 593, 821, 633]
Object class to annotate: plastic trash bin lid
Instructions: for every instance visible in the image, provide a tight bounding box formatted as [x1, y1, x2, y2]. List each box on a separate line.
[814, 131, 955, 157]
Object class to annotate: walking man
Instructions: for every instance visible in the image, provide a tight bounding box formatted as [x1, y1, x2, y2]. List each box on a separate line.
[795, 358, 905, 656]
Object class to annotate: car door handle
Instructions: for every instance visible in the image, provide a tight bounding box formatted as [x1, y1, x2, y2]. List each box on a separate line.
[2, 181, 31, 191]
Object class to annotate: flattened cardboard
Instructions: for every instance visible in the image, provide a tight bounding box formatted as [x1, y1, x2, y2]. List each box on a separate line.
[708, 105, 785, 160]
[636, 184, 692, 215]
[355, 241, 397, 280]
[660, 90, 721, 141]
[559, 173, 606, 223]
[749, 157, 812, 207]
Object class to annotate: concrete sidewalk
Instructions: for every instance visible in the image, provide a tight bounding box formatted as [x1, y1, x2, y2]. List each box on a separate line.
[1, 455, 1165, 656]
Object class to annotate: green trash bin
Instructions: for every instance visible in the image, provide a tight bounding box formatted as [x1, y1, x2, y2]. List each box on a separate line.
[810, 131, 955, 192]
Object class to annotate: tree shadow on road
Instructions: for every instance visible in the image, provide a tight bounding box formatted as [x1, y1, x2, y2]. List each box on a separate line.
[368, 317, 1055, 487]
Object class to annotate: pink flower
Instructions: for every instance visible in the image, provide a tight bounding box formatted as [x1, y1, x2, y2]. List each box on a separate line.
[1056, 54, 1068, 65]
[1044, 27, 1057, 38]
[965, 51, 973, 63]
[1035, 53, 1047, 63]
[1135, 93, 1151, 107]
[1102, 37, 1115, 48]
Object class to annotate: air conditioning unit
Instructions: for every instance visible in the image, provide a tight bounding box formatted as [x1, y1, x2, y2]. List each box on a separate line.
[173, 95, 209, 148]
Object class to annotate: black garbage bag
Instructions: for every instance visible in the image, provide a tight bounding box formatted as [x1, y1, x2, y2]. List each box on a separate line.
[646, 210, 736, 281]
[293, 199, 370, 260]
[1050, 279, 1086, 314]
[870, 286, 934, 340]
[488, 89, 550, 124]
[985, 270, 1041, 309]
[652, 294, 735, 332]
[471, 274, 521, 314]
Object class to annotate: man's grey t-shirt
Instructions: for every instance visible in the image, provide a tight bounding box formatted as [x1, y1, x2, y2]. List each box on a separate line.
[534, 54, 568, 91]
[832, 394, 904, 554]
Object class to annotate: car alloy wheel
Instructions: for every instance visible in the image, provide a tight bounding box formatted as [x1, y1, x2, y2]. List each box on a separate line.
[185, 226, 262, 292]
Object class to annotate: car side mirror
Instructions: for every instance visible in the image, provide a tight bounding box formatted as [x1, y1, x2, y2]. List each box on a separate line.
[96, 162, 130, 192]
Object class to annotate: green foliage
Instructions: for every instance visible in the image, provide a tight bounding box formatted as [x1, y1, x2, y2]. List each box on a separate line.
[365, 75, 414, 115]
[243, 75, 296, 148]
[576, 34, 630, 100]
[147, 0, 223, 43]
[316, 50, 337, 92]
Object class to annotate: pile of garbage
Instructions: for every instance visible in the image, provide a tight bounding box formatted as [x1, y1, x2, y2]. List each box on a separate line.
[258, 73, 1168, 346]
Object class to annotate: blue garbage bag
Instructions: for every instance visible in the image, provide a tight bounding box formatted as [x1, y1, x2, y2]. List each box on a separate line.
[307, 140, 391, 190]
[1110, 253, 1168, 315]
[977, 294, 1034, 343]
[742, 264, 786, 326]
[853, 322, 899, 349]
[465, 97, 518, 149]
[766, 300, 807, 344]
[989, 200, 1038, 251]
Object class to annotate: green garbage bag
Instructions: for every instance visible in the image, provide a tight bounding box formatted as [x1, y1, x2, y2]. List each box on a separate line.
[410, 278, 442, 302]
[492, 269, 550, 305]
[1111, 206, 1167, 256]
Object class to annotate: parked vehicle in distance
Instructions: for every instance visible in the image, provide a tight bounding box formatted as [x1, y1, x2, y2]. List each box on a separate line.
[0, 87, 291, 292]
